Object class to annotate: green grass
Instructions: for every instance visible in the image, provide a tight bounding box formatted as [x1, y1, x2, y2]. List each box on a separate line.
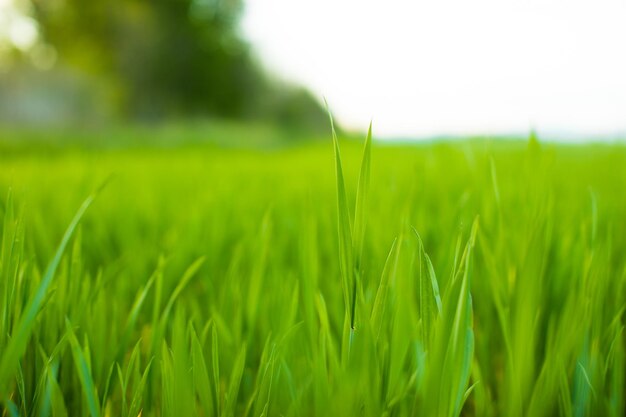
[0, 127, 625, 416]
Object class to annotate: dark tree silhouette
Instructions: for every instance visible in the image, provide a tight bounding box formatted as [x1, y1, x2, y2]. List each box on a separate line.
[28, 0, 325, 127]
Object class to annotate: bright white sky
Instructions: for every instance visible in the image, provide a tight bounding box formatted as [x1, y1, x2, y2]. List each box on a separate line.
[242, 0, 626, 139]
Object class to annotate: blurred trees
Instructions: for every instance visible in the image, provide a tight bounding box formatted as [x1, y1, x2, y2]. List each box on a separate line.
[3, 0, 326, 129]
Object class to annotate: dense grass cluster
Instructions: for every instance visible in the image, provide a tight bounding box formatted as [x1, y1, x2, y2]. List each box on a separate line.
[0, 129, 625, 416]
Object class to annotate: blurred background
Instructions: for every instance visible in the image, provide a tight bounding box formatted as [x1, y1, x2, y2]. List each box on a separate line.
[1, 0, 626, 142]
[0, 0, 329, 141]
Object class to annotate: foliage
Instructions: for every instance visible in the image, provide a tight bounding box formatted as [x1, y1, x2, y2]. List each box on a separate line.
[3, 0, 327, 127]
[0, 129, 624, 416]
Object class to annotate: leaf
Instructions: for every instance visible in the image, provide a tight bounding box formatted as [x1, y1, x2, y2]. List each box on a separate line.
[191, 327, 213, 415]
[160, 257, 205, 327]
[223, 344, 246, 417]
[353, 122, 372, 274]
[66, 319, 101, 417]
[327, 103, 355, 330]
[370, 238, 400, 342]
[413, 228, 442, 348]
[116, 272, 157, 362]
[128, 358, 154, 417]
[212, 324, 220, 416]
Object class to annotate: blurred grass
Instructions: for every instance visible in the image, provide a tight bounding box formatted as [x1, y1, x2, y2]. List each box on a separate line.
[0, 120, 318, 154]
[0, 126, 625, 416]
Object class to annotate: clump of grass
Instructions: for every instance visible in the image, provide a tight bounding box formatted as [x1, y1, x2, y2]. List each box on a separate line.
[0, 124, 624, 416]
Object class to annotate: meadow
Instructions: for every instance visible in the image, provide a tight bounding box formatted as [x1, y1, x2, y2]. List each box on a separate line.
[0, 126, 625, 416]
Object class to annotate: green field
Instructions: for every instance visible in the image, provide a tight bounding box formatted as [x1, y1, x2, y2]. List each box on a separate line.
[0, 128, 625, 416]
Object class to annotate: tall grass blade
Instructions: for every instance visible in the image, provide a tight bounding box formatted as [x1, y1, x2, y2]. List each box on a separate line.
[370, 238, 400, 341]
[224, 344, 246, 417]
[353, 121, 372, 274]
[327, 105, 354, 330]
[191, 327, 213, 415]
[65, 319, 101, 417]
[212, 324, 220, 416]
[127, 358, 153, 417]
[413, 228, 442, 348]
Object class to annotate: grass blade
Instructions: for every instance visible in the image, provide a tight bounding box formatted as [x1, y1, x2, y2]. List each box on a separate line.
[211, 323, 221, 416]
[370, 238, 400, 342]
[327, 105, 355, 330]
[224, 344, 246, 417]
[191, 326, 214, 415]
[65, 319, 101, 417]
[413, 228, 443, 348]
[353, 122, 372, 274]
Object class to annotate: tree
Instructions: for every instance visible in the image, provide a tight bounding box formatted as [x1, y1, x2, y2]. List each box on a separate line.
[28, 0, 320, 124]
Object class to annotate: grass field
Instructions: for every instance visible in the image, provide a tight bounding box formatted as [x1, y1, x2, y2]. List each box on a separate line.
[0, 127, 625, 416]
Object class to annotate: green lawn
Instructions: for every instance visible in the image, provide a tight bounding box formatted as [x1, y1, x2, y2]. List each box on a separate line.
[0, 128, 625, 416]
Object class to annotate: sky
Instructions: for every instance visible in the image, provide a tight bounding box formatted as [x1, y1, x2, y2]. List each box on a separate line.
[0, 0, 37, 51]
[242, 0, 626, 139]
